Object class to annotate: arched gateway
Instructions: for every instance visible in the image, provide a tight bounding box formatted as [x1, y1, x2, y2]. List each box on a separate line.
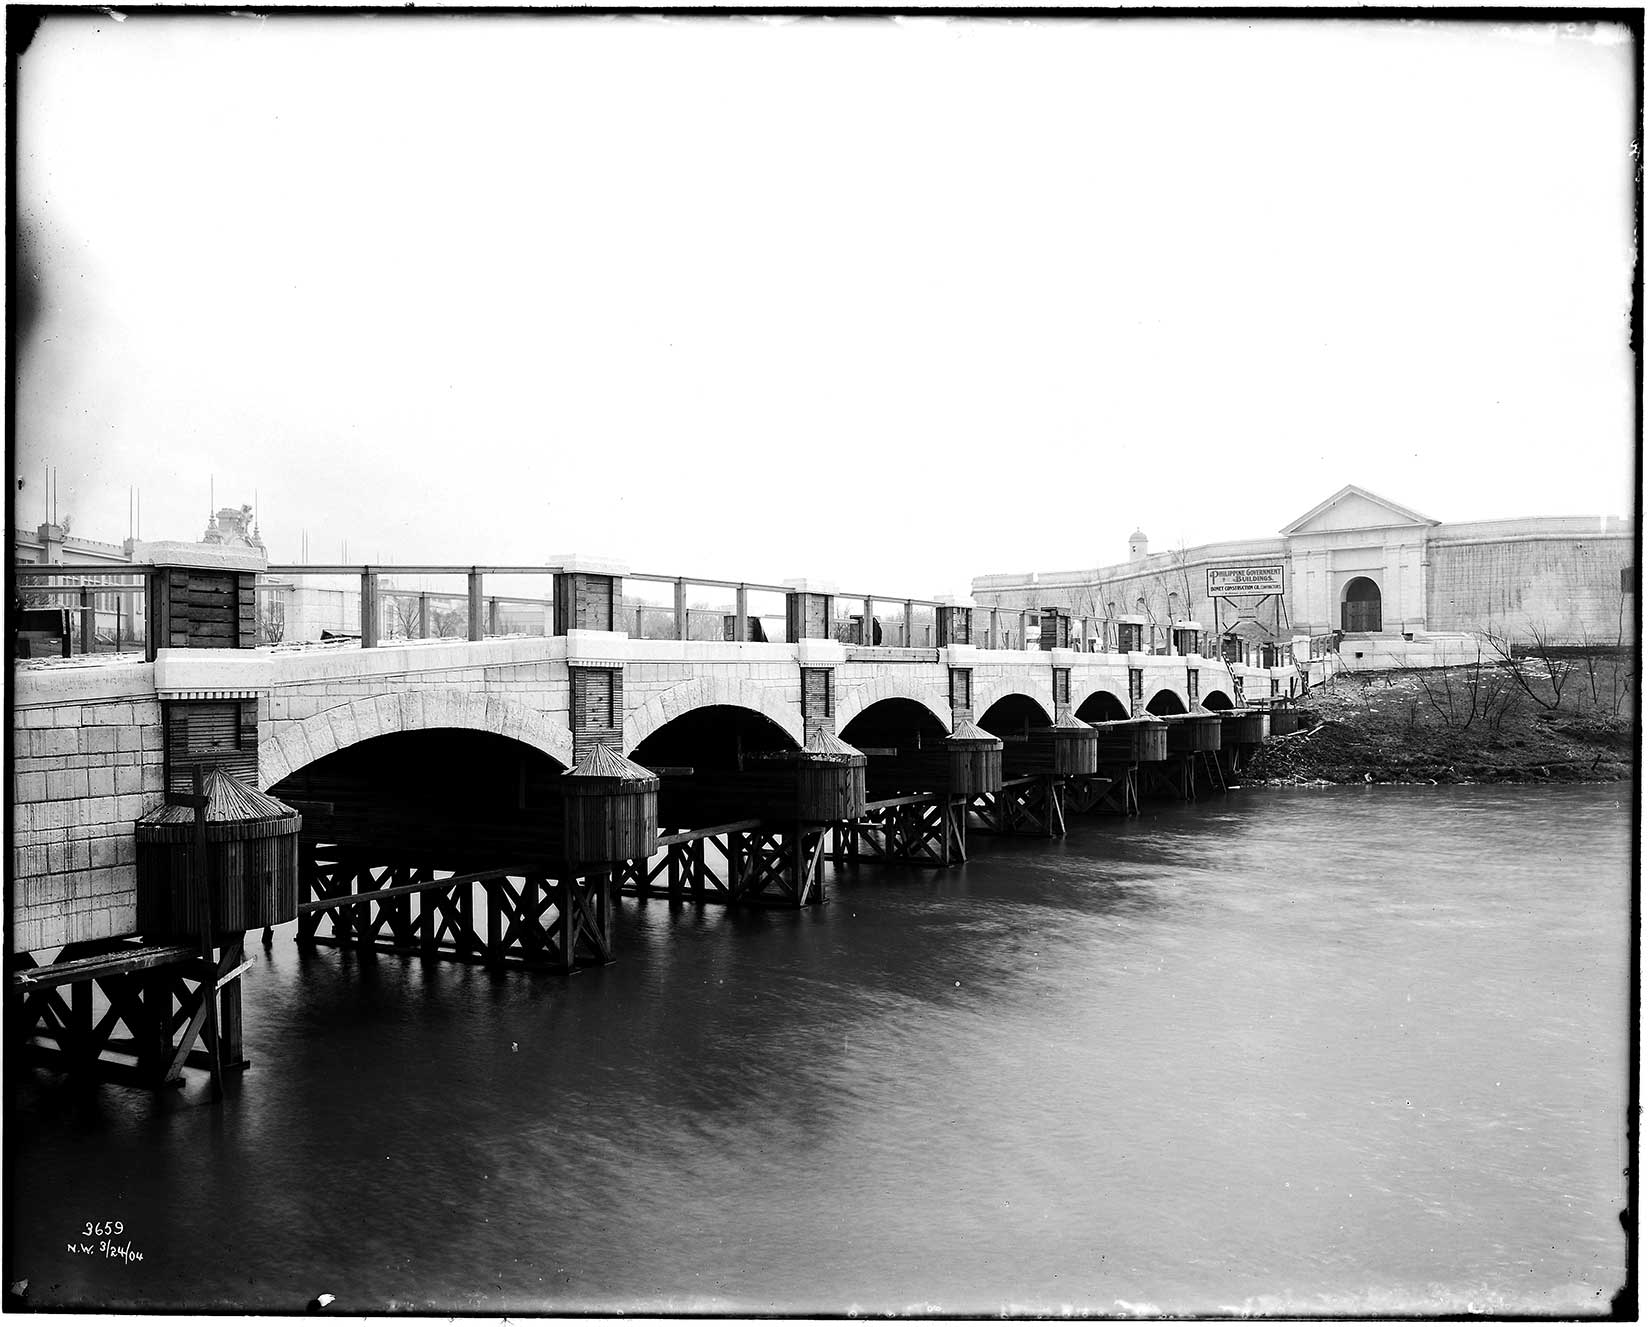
[1341, 576, 1382, 633]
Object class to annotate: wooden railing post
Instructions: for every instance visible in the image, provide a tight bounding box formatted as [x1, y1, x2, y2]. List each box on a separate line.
[734, 585, 749, 642]
[418, 593, 430, 640]
[468, 569, 484, 642]
[989, 608, 1000, 650]
[903, 600, 915, 649]
[674, 579, 688, 641]
[78, 585, 92, 655]
[488, 597, 500, 637]
[863, 596, 875, 646]
[360, 568, 379, 649]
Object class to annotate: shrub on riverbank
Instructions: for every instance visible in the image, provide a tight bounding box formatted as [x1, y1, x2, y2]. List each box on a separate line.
[1242, 657, 1635, 786]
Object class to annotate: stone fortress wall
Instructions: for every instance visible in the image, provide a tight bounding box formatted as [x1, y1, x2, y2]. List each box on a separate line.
[1426, 519, 1632, 642]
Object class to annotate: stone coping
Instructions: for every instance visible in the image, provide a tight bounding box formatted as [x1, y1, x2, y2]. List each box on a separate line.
[13, 659, 156, 706]
[546, 553, 629, 576]
[132, 539, 267, 572]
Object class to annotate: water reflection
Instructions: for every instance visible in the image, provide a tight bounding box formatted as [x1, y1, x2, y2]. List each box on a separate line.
[11, 785, 1630, 1315]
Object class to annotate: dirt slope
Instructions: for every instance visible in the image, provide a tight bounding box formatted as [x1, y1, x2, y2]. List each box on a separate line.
[1242, 662, 1635, 786]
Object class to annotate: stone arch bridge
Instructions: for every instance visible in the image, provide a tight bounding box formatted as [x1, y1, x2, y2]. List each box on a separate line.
[12, 554, 1293, 956]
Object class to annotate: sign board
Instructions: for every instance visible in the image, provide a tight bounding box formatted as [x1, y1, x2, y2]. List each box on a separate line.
[1207, 565, 1285, 597]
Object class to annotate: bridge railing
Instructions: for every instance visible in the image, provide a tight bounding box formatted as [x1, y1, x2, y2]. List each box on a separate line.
[16, 561, 1233, 665]
[261, 565, 564, 648]
[12, 565, 152, 657]
[623, 575, 792, 644]
[621, 578, 948, 649]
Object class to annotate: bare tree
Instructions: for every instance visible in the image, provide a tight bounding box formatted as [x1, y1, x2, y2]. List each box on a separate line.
[1071, 581, 1108, 651]
[256, 598, 286, 646]
[1395, 638, 1517, 733]
[1479, 622, 1574, 713]
[1465, 653, 1520, 732]
[1404, 661, 1466, 729]
[384, 593, 423, 640]
[1132, 542, 1199, 653]
[1574, 580, 1634, 718]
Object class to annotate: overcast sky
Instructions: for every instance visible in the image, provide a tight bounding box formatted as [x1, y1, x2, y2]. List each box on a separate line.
[13, 14, 1637, 599]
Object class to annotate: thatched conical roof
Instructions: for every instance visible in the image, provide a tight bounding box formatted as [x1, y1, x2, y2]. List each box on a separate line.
[136, 768, 301, 844]
[564, 743, 661, 786]
[801, 729, 867, 765]
[945, 716, 1002, 748]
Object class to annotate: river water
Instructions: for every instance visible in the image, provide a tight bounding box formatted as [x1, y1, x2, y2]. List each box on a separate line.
[11, 784, 1631, 1316]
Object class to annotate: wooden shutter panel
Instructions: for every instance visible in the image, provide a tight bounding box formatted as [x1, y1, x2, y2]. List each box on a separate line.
[570, 667, 624, 762]
[581, 671, 615, 729]
[803, 668, 833, 719]
[165, 700, 258, 795]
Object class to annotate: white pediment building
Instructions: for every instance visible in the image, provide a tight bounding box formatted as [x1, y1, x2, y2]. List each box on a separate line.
[972, 485, 1632, 665]
[1279, 486, 1439, 638]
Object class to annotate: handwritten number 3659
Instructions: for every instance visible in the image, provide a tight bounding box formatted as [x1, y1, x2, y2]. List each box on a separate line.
[82, 1222, 123, 1237]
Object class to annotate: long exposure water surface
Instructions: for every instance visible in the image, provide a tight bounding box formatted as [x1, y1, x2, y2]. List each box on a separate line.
[10, 784, 1631, 1315]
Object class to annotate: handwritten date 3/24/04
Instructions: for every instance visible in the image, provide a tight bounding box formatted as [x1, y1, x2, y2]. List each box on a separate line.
[67, 1223, 142, 1265]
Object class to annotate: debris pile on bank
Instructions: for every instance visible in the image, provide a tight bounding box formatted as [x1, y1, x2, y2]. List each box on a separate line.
[1241, 664, 1633, 786]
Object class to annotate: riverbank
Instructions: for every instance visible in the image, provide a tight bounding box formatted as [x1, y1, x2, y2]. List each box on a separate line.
[1242, 658, 1635, 786]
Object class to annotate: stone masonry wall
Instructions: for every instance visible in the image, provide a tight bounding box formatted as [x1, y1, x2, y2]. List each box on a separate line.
[12, 664, 165, 953]
[1426, 534, 1632, 642]
[621, 646, 809, 752]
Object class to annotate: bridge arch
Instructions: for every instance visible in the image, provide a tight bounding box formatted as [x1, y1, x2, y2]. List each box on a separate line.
[973, 674, 1054, 723]
[630, 703, 799, 767]
[1074, 688, 1130, 722]
[839, 696, 953, 749]
[977, 692, 1054, 738]
[624, 675, 804, 754]
[1201, 689, 1236, 711]
[1145, 689, 1188, 716]
[261, 691, 575, 788]
[835, 674, 952, 737]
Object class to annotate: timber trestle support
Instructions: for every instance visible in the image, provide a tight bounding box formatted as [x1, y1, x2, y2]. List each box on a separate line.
[614, 820, 830, 908]
[11, 937, 251, 1090]
[832, 793, 967, 868]
[969, 774, 1068, 838]
[296, 847, 614, 971]
[1137, 753, 1227, 802]
[1063, 770, 1131, 817]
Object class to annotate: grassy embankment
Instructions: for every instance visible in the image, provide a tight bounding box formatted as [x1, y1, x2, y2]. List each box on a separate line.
[1243, 649, 1635, 786]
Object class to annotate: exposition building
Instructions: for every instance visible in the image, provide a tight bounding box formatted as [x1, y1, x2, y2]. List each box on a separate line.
[971, 485, 1633, 670]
